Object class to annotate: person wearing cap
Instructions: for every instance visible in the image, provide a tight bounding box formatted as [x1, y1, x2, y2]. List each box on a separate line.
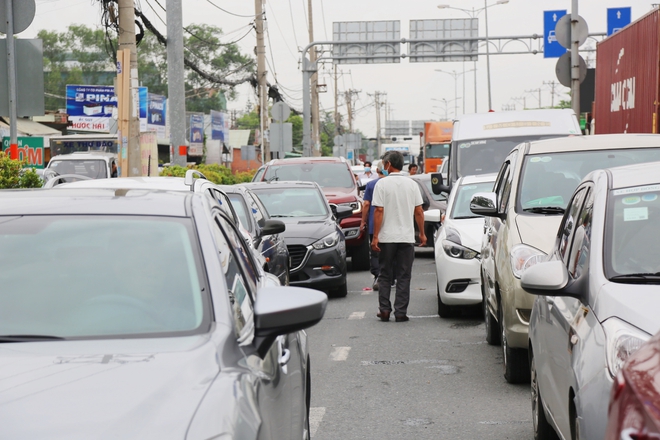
[371, 151, 426, 323]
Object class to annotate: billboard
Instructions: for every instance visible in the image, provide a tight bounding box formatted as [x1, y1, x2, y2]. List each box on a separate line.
[66, 85, 148, 133]
[2, 137, 45, 168]
[147, 93, 167, 138]
[188, 113, 204, 156]
[210, 110, 229, 142]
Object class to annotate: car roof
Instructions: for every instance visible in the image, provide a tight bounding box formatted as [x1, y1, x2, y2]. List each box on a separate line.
[527, 134, 660, 154]
[56, 177, 191, 191]
[50, 152, 117, 160]
[0, 188, 193, 217]
[266, 157, 346, 165]
[605, 161, 660, 190]
[458, 173, 498, 185]
[242, 181, 319, 190]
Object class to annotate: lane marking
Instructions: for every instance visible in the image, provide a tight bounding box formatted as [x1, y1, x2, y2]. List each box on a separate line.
[309, 407, 326, 437]
[329, 346, 351, 361]
[361, 290, 372, 295]
[348, 312, 365, 320]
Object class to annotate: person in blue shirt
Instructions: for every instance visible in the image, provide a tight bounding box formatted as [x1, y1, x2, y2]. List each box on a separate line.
[360, 165, 387, 290]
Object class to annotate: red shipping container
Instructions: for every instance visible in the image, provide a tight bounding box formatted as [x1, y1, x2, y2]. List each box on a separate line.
[595, 9, 660, 134]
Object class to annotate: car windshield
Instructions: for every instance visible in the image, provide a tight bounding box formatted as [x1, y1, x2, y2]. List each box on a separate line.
[606, 183, 660, 278]
[454, 135, 560, 178]
[0, 215, 209, 339]
[451, 181, 495, 219]
[263, 163, 355, 188]
[426, 143, 450, 159]
[227, 193, 253, 233]
[252, 187, 329, 217]
[49, 159, 107, 179]
[518, 148, 660, 213]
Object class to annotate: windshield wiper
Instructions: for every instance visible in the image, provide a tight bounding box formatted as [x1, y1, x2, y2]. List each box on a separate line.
[523, 206, 566, 215]
[453, 215, 480, 220]
[610, 273, 660, 284]
[0, 335, 66, 343]
[269, 214, 293, 218]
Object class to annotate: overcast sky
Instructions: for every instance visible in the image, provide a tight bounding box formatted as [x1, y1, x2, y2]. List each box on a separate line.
[28, 0, 658, 137]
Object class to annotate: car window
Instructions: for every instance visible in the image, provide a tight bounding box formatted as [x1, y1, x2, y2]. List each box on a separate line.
[215, 213, 260, 293]
[263, 162, 355, 189]
[451, 181, 496, 219]
[558, 188, 587, 265]
[568, 188, 593, 279]
[252, 187, 329, 217]
[227, 193, 253, 234]
[495, 162, 512, 213]
[49, 159, 108, 179]
[208, 188, 237, 223]
[421, 180, 446, 202]
[0, 215, 209, 339]
[253, 167, 265, 182]
[247, 192, 268, 227]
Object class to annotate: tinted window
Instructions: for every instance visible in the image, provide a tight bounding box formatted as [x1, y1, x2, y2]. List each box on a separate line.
[228, 193, 253, 233]
[568, 189, 593, 279]
[606, 183, 660, 278]
[559, 188, 586, 264]
[264, 163, 355, 189]
[451, 181, 496, 219]
[50, 159, 107, 179]
[518, 148, 660, 212]
[0, 216, 209, 338]
[252, 187, 329, 217]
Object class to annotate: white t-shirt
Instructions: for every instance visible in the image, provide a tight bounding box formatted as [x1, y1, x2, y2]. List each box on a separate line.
[359, 172, 378, 186]
[372, 173, 424, 243]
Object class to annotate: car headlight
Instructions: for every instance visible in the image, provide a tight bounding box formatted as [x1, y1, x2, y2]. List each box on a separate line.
[340, 201, 362, 214]
[603, 318, 650, 378]
[510, 244, 546, 279]
[312, 231, 340, 250]
[442, 239, 479, 260]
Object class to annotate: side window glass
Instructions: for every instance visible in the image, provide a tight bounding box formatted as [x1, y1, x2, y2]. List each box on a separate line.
[496, 165, 511, 213]
[210, 216, 254, 341]
[568, 188, 593, 278]
[493, 162, 509, 196]
[559, 188, 587, 265]
[253, 168, 265, 182]
[247, 193, 266, 228]
[498, 151, 518, 213]
[216, 214, 259, 292]
[209, 189, 235, 222]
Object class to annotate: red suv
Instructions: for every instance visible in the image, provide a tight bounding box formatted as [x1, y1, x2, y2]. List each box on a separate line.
[253, 157, 370, 270]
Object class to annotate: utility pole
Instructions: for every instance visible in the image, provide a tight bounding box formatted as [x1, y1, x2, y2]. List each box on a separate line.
[345, 90, 355, 133]
[543, 80, 558, 108]
[334, 64, 339, 137]
[370, 91, 385, 156]
[571, 0, 581, 118]
[255, 0, 269, 161]
[308, 0, 321, 156]
[166, 0, 186, 167]
[118, 0, 140, 175]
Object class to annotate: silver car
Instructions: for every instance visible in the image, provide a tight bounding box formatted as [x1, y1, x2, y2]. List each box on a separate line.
[0, 188, 326, 439]
[522, 161, 660, 440]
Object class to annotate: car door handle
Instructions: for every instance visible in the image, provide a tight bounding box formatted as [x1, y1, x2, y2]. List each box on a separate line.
[279, 348, 291, 366]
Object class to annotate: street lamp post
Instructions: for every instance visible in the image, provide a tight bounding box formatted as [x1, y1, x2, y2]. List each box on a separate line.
[435, 69, 474, 118]
[437, 0, 509, 112]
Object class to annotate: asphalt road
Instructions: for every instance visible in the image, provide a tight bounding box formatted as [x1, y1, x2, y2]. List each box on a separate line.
[306, 248, 532, 439]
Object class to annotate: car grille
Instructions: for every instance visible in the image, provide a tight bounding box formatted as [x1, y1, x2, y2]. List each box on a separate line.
[288, 245, 309, 271]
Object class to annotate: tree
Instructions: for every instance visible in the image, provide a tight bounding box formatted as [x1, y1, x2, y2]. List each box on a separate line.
[0, 152, 42, 189]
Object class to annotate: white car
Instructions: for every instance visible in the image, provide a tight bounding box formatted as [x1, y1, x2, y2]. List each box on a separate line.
[425, 174, 496, 317]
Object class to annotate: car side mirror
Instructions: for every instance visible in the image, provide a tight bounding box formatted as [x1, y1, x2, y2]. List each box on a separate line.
[424, 209, 441, 223]
[430, 173, 451, 195]
[520, 260, 569, 295]
[253, 286, 327, 358]
[358, 184, 367, 192]
[470, 192, 503, 219]
[333, 205, 353, 221]
[260, 219, 285, 236]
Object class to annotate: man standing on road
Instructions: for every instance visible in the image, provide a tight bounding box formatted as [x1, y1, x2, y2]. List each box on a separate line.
[359, 161, 377, 187]
[360, 163, 386, 290]
[371, 151, 426, 322]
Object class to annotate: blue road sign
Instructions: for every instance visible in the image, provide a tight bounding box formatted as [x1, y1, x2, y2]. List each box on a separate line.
[544, 10, 568, 59]
[608, 7, 632, 36]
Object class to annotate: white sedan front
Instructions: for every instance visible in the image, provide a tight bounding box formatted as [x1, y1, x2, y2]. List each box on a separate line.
[426, 174, 496, 318]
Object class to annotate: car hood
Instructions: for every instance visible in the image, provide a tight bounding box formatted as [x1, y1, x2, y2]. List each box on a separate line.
[279, 217, 338, 246]
[593, 282, 660, 336]
[443, 217, 484, 251]
[514, 213, 562, 254]
[0, 336, 219, 440]
[320, 187, 356, 200]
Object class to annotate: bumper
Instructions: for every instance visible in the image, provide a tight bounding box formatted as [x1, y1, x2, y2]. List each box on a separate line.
[289, 243, 347, 290]
[435, 246, 482, 306]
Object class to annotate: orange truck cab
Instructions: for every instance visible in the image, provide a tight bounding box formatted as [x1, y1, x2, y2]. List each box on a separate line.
[422, 121, 453, 173]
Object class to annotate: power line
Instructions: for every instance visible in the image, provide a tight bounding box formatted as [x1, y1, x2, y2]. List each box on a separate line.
[204, 0, 263, 18]
[288, 0, 301, 49]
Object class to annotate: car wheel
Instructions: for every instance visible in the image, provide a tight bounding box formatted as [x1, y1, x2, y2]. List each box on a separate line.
[330, 280, 348, 298]
[483, 276, 500, 345]
[351, 239, 370, 271]
[570, 403, 581, 440]
[437, 282, 453, 318]
[531, 351, 559, 440]
[500, 302, 530, 384]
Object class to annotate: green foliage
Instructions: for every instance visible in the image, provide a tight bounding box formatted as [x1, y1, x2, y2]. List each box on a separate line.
[160, 163, 255, 185]
[0, 152, 43, 189]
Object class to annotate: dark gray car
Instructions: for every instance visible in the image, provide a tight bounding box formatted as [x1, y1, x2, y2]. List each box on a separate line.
[0, 188, 326, 439]
[243, 181, 353, 297]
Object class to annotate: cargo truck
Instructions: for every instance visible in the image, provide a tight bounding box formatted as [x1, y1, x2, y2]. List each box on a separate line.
[422, 121, 453, 173]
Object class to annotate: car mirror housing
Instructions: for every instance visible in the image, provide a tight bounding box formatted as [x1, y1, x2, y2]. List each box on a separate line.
[334, 205, 353, 221]
[470, 192, 502, 218]
[520, 260, 569, 295]
[430, 173, 451, 195]
[260, 219, 286, 237]
[253, 286, 327, 358]
[424, 208, 441, 223]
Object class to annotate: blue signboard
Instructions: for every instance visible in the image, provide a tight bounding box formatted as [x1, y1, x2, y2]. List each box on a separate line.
[190, 114, 204, 144]
[210, 110, 227, 141]
[138, 87, 148, 123]
[543, 10, 568, 59]
[608, 7, 632, 36]
[148, 93, 166, 126]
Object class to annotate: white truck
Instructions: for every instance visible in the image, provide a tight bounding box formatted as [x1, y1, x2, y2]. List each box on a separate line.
[45, 151, 118, 183]
[380, 143, 416, 168]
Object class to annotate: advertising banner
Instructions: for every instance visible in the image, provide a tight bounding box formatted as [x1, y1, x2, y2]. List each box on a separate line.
[210, 110, 229, 141]
[66, 85, 148, 133]
[147, 93, 167, 138]
[2, 137, 45, 168]
[189, 113, 204, 156]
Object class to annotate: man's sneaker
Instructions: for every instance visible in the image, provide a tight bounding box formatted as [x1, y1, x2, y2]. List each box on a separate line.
[372, 277, 379, 291]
